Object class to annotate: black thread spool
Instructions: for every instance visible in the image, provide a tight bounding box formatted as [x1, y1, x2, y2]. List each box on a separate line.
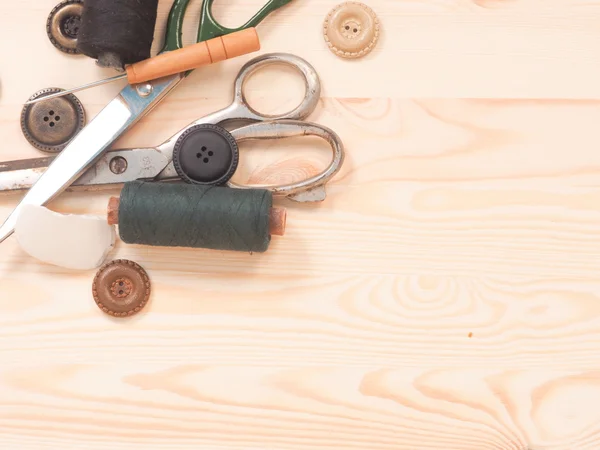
[111, 181, 287, 253]
[76, 0, 160, 70]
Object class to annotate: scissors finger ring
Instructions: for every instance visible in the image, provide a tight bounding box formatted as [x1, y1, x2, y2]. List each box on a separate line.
[0, 53, 344, 203]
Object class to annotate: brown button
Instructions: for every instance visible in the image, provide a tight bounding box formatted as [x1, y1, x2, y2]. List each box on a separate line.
[47, 0, 84, 54]
[323, 2, 380, 59]
[92, 259, 151, 317]
[21, 88, 86, 153]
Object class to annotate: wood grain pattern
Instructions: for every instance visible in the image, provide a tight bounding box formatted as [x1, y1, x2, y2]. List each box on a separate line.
[2, 0, 600, 449]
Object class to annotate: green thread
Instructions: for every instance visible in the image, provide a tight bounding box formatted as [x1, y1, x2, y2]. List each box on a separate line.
[118, 181, 272, 253]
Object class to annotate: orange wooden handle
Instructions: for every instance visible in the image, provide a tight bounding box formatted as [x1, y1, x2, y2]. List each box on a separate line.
[126, 28, 261, 84]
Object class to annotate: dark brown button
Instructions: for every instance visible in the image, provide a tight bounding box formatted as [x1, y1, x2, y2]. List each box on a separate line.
[21, 88, 86, 153]
[47, 0, 84, 54]
[92, 259, 151, 317]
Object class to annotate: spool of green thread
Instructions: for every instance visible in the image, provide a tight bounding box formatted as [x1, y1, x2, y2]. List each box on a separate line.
[116, 181, 273, 253]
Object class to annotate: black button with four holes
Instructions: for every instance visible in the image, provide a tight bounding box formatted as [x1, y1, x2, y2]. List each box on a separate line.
[172, 124, 239, 186]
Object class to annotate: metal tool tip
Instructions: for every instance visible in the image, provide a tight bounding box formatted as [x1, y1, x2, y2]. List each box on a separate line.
[0, 226, 13, 245]
[0, 211, 18, 245]
[24, 97, 48, 106]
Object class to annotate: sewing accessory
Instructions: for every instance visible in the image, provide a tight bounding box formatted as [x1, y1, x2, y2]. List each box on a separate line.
[323, 2, 380, 59]
[24, 28, 261, 105]
[0, 53, 345, 204]
[21, 87, 86, 153]
[77, 0, 159, 69]
[14, 204, 116, 270]
[107, 181, 284, 253]
[0, 0, 293, 245]
[47, 0, 84, 54]
[107, 196, 287, 238]
[92, 259, 151, 317]
[172, 124, 239, 186]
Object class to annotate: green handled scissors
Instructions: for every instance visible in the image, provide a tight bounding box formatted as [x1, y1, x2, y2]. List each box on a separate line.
[0, 0, 294, 244]
[166, 0, 293, 50]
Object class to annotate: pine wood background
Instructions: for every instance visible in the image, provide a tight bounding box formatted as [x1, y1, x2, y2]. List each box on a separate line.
[2, 0, 600, 449]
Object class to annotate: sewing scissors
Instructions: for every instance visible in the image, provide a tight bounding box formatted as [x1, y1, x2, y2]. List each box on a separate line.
[0, 53, 344, 201]
[0, 0, 295, 244]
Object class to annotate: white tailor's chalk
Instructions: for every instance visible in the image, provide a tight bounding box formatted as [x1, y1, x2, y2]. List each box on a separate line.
[14, 204, 116, 270]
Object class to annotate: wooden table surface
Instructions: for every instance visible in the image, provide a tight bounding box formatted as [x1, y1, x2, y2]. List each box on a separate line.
[2, 1, 600, 449]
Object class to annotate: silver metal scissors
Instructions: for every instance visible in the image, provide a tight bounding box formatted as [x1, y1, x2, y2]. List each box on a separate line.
[0, 53, 345, 240]
[0, 0, 300, 244]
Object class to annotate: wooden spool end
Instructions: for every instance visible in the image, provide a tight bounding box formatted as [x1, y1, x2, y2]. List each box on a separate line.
[269, 207, 287, 237]
[107, 197, 120, 227]
[107, 197, 287, 236]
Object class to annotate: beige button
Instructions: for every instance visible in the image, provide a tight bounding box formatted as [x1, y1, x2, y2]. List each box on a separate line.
[323, 2, 380, 59]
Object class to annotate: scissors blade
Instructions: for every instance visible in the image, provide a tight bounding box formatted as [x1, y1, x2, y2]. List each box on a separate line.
[0, 99, 130, 243]
[0, 74, 183, 244]
[0, 148, 169, 193]
[0, 157, 55, 192]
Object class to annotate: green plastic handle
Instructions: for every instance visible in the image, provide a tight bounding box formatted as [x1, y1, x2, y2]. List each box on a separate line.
[161, 0, 294, 54]
[161, 0, 192, 53]
[198, 0, 294, 42]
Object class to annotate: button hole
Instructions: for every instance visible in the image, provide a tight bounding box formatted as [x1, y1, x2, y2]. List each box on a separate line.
[345, 25, 349, 30]
[203, 158, 209, 163]
[43, 117, 49, 122]
[208, 151, 214, 156]
[55, 116, 60, 121]
[49, 110, 54, 115]
[49, 122, 55, 127]
[201, 146, 207, 152]
[354, 28, 358, 33]
[196, 153, 201, 158]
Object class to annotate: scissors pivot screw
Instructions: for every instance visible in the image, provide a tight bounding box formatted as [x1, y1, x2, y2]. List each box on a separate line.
[109, 156, 128, 175]
[136, 83, 154, 97]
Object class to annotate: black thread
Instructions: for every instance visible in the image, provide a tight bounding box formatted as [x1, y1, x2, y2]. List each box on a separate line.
[76, 0, 159, 70]
[118, 181, 273, 253]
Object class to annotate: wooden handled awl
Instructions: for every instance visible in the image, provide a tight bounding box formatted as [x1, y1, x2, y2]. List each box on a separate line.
[107, 197, 287, 237]
[126, 28, 260, 84]
[24, 28, 261, 105]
